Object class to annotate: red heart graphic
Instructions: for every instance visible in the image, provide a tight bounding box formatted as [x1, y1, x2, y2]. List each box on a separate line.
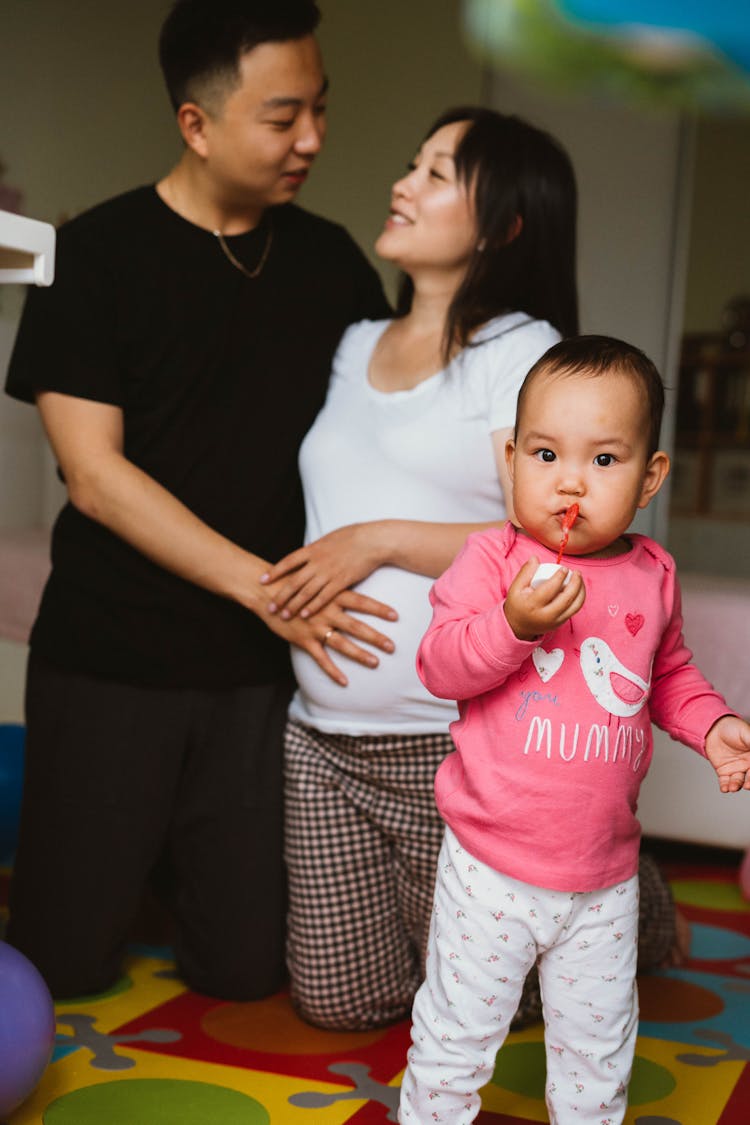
[625, 613, 644, 636]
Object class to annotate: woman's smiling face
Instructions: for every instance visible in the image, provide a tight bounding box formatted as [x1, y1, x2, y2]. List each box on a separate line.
[374, 120, 478, 280]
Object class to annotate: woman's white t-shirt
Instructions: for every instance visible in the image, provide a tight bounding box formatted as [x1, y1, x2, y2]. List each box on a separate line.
[289, 311, 560, 735]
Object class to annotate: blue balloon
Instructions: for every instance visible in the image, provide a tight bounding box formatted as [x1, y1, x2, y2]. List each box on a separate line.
[0, 724, 25, 864]
[463, 0, 750, 110]
[564, 0, 750, 74]
[0, 941, 55, 1116]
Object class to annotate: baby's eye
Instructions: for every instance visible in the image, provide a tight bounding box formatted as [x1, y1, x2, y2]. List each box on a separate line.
[594, 453, 616, 466]
[429, 168, 446, 181]
[534, 449, 556, 463]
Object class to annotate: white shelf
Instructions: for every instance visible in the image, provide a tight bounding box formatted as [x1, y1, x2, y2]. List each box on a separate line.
[0, 208, 56, 286]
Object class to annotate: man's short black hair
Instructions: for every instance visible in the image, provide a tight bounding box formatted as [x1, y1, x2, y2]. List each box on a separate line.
[159, 0, 321, 112]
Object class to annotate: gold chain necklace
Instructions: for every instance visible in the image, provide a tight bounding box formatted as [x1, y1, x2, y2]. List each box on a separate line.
[213, 218, 273, 279]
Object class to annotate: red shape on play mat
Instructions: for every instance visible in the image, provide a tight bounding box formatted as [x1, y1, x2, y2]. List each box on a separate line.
[111, 990, 411, 1084]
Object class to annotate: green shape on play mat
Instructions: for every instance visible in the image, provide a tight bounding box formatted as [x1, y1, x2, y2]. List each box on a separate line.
[629, 1056, 676, 1104]
[491, 1043, 675, 1105]
[44, 1079, 270, 1124]
[671, 879, 748, 913]
[56, 974, 133, 1006]
[492, 1041, 547, 1099]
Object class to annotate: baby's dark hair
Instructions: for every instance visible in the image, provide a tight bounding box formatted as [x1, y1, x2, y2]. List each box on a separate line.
[515, 335, 665, 457]
[159, 0, 321, 113]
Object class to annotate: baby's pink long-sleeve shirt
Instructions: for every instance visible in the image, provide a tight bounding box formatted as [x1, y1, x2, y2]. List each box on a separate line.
[417, 524, 730, 892]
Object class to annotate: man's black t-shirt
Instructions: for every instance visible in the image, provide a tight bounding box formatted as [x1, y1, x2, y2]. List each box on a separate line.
[6, 187, 389, 687]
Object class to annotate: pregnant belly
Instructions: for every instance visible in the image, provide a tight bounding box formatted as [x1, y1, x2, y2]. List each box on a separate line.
[291, 567, 453, 726]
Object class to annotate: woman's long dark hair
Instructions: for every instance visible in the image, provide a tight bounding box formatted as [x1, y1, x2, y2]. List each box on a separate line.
[396, 106, 579, 362]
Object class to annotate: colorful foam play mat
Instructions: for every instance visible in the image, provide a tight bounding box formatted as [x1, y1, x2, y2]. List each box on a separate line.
[1, 850, 749, 1124]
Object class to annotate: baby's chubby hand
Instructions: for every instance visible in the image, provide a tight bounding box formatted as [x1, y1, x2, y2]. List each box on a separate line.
[503, 555, 586, 641]
[705, 715, 750, 794]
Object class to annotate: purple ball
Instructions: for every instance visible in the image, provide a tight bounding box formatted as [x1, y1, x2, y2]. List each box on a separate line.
[0, 940, 55, 1116]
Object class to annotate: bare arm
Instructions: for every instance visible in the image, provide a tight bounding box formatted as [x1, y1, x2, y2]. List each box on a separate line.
[262, 520, 502, 621]
[262, 426, 516, 619]
[37, 392, 396, 684]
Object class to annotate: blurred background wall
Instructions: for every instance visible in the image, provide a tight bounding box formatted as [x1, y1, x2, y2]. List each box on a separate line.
[1, 0, 748, 552]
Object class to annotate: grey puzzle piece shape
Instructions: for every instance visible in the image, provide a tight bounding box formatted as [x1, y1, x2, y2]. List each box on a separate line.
[676, 1028, 750, 1067]
[56, 1013, 181, 1070]
[289, 1061, 400, 1122]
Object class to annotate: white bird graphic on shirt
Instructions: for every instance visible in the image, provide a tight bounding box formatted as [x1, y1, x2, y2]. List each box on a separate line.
[579, 637, 651, 718]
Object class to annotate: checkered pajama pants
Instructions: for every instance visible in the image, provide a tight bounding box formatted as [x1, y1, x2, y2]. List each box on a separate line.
[284, 719, 452, 1030]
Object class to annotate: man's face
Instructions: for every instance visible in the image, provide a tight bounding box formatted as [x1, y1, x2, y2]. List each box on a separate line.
[200, 35, 327, 219]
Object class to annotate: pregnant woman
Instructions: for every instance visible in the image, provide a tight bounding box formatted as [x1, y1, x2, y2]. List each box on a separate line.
[261, 105, 579, 1029]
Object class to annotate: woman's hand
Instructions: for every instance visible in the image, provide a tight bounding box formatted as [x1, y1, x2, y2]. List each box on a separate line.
[261, 524, 389, 619]
[260, 588, 397, 687]
[503, 555, 586, 641]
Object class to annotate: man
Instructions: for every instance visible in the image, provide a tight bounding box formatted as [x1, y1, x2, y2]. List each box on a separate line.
[5, 0, 391, 1001]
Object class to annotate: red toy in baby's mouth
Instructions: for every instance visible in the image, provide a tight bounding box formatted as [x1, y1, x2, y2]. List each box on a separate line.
[530, 503, 579, 589]
[556, 503, 579, 563]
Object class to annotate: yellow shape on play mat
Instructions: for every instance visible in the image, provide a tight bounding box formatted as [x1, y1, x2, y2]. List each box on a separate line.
[671, 879, 750, 913]
[54, 952, 186, 1034]
[9, 1045, 399, 1125]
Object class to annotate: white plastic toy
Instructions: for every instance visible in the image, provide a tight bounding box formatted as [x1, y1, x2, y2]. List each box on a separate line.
[530, 502, 578, 589]
[0, 209, 56, 287]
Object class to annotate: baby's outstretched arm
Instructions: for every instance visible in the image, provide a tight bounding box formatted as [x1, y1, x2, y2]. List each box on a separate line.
[503, 555, 586, 641]
[704, 715, 750, 793]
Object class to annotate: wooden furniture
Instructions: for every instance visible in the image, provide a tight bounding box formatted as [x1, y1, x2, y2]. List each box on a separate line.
[670, 332, 750, 520]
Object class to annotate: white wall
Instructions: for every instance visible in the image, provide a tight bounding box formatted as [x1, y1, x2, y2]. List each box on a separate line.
[1, 0, 177, 228]
[0, 320, 45, 527]
[1, 0, 178, 531]
[303, 0, 486, 289]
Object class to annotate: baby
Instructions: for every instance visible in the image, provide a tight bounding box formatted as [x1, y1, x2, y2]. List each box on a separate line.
[399, 335, 750, 1124]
